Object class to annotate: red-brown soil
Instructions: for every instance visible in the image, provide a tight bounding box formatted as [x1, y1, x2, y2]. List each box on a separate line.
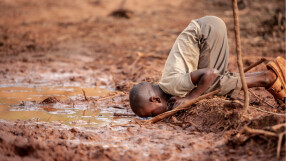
[0, 0, 285, 160]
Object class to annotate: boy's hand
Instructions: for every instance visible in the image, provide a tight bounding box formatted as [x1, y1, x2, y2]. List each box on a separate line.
[168, 96, 188, 109]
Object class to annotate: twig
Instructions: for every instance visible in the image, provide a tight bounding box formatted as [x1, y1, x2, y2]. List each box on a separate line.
[232, 0, 250, 120]
[228, 97, 284, 116]
[88, 109, 100, 123]
[119, 0, 126, 9]
[223, 97, 284, 116]
[82, 89, 89, 102]
[277, 131, 286, 158]
[47, 115, 53, 122]
[243, 126, 277, 137]
[242, 125, 286, 159]
[272, 123, 286, 131]
[113, 113, 136, 117]
[249, 89, 277, 108]
[110, 122, 134, 127]
[244, 58, 266, 72]
[96, 92, 125, 101]
[187, 120, 201, 131]
[110, 123, 129, 127]
[128, 52, 143, 76]
[140, 53, 166, 59]
[127, 52, 166, 78]
[110, 70, 118, 85]
[251, 106, 285, 116]
[146, 89, 220, 124]
[134, 119, 144, 127]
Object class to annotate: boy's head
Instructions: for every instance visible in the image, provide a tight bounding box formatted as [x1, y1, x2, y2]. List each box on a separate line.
[129, 82, 168, 117]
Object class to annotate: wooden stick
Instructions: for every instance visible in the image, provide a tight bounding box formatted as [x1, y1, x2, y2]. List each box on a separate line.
[272, 123, 286, 131]
[244, 58, 266, 72]
[251, 106, 285, 116]
[187, 120, 201, 131]
[47, 115, 53, 122]
[96, 91, 125, 101]
[146, 89, 220, 124]
[277, 131, 286, 158]
[249, 89, 277, 108]
[244, 126, 277, 137]
[140, 52, 166, 59]
[110, 123, 132, 127]
[229, 98, 284, 116]
[119, 0, 126, 9]
[113, 113, 136, 117]
[232, 0, 250, 118]
[82, 89, 89, 102]
[88, 109, 100, 123]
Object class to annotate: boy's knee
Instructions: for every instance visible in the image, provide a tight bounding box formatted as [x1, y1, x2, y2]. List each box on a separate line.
[205, 68, 219, 80]
[199, 16, 227, 39]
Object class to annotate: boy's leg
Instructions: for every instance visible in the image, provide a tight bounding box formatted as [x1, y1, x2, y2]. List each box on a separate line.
[190, 69, 277, 89]
[245, 71, 276, 88]
[195, 16, 242, 97]
[195, 16, 284, 102]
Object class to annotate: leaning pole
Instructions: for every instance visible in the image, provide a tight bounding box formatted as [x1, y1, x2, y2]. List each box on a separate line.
[232, 0, 249, 117]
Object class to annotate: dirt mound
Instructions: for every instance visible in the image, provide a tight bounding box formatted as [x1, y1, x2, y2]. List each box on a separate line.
[223, 116, 286, 160]
[0, 121, 124, 161]
[40, 97, 59, 104]
[248, 115, 284, 129]
[109, 9, 133, 19]
[164, 97, 243, 132]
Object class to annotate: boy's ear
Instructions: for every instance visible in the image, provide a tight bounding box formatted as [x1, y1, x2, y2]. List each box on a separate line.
[149, 96, 161, 103]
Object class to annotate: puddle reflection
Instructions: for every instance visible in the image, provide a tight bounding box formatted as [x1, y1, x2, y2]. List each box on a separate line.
[0, 86, 132, 126]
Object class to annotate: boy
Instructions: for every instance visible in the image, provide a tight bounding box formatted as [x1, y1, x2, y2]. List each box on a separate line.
[129, 16, 285, 117]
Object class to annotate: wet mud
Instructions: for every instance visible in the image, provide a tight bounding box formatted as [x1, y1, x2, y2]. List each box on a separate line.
[0, 0, 285, 160]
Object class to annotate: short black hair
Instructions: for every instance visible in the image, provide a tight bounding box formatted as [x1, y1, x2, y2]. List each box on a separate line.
[129, 82, 153, 116]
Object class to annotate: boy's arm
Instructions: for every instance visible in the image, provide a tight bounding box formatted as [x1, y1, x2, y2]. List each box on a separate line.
[169, 68, 219, 109]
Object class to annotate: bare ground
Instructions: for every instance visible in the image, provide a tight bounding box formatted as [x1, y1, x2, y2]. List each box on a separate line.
[0, 0, 285, 160]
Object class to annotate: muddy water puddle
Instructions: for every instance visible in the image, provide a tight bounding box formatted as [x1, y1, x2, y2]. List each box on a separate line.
[0, 86, 132, 126]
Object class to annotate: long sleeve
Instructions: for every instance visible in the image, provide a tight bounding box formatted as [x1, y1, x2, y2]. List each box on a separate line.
[158, 20, 201, 97]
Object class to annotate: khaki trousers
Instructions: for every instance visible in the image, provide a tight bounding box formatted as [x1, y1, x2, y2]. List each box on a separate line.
[195, 16, 242, 98]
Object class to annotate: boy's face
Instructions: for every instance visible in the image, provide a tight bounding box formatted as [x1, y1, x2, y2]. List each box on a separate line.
[139, 98, 168, 117]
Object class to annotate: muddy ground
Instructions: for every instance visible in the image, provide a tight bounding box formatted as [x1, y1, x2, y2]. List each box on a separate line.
[0, 0, 285, 160]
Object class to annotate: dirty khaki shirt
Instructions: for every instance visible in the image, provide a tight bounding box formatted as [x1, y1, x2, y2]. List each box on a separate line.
[159, 20, 201, 97]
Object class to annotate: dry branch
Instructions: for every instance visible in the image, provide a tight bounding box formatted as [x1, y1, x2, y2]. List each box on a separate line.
[119, 0, 126, 9]
[146, 89, 220, 124]
[110, 122, 132, 127]
[243, 126, 277, 137]
[232, 0, 250, 119]
[113, 113, 136, 117]
[95, 91, 125, 101]
[140, 53, 166, 59]
[272, 123, 286, 131]
[251, 106, 285, 116]
[88, 109, 100, 123]
[242, 125, 286, 159]
[82, 89, 89, 102]
[187, 120, 201, 131]
[47, 115, 53, 122]
[249, 89, 277, 108]
[244, 58, 266, 72]
[227, 98, 284, 116]
[277, 131, 286, 158]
